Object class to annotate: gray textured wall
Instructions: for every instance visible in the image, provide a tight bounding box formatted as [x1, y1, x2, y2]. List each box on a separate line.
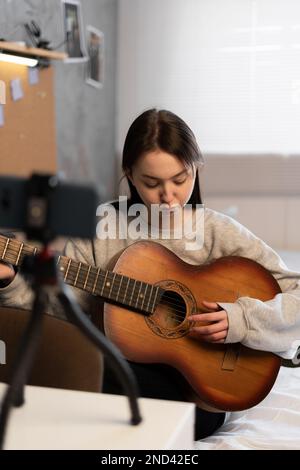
[0, 0, 118, 199]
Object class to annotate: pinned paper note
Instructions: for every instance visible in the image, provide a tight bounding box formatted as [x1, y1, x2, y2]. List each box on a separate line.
[0, 80, 5, 104]
[0, 105, 4, 127]
[10, 78, 24, 101]
[28, 67, 39, 85]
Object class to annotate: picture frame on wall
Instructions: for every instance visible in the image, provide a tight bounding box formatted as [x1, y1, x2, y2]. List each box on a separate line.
[86, 26, 104, 88]
[61, 0, 87, 63]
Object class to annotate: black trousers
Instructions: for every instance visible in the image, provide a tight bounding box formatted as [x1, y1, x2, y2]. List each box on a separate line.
[102, 360, 225, 441]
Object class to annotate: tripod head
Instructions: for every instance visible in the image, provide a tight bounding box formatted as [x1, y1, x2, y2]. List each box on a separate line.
[0, 173, 98, 244]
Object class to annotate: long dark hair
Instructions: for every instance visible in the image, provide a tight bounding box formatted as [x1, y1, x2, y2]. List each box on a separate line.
[121, 108, 204, 207]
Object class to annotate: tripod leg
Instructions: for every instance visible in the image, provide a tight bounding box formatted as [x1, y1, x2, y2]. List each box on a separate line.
[0, 288, 46, 449]
[57, 283, 142, 426]
[13, 386, 25, 408]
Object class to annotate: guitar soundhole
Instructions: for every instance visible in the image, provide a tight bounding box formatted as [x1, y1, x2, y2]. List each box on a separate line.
[155, 290, 186, 329]
[145, 280, 194, 339]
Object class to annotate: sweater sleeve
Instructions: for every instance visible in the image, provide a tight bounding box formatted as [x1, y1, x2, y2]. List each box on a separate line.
[206, 210, 300, 359]
[0, 231, 34, 311]
[0, 267, 34, 311]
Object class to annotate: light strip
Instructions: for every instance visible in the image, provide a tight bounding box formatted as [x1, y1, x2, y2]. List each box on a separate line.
[0, 52, 38, 67]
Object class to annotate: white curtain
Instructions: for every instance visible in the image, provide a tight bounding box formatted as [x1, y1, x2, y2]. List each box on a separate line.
[118, 0, 300, 154]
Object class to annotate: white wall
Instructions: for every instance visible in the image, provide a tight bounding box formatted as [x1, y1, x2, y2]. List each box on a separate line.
[117, 0, 300, 155]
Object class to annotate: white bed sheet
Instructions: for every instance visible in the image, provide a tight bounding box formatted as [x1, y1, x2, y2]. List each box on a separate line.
[195, 366, 300, 450]
[195, 250, 300, 450]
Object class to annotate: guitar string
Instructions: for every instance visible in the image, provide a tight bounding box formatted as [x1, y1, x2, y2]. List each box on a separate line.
[0, 240, 238, 320]
[0, 242, 190, 323]
[64, 268, 188, 323]
[0, 239, 236, 311]
[0, 240, 232, 323]
[0, 240, 192, 315]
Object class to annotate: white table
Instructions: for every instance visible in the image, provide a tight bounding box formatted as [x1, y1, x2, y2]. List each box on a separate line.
[0, 383, 195, 450]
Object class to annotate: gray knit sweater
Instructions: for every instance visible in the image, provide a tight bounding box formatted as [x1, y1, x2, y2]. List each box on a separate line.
[1, 207, 300, 359]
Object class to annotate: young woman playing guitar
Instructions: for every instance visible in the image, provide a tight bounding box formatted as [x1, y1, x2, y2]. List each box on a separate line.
[1, 109, 300, 440]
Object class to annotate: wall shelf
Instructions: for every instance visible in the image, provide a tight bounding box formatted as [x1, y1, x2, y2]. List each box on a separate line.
[0, 41, 67, 61]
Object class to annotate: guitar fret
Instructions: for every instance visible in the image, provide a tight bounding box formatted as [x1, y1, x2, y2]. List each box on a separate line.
[0, 235, 158, 317]
[123, 277, 130, 303]
[15, 242, 24, 266]
[84, 265, 91, 290]
[129, 279, 136, 306]
[99, 271, 115, 299]
[92, 268, 100, 294]
[109, 273, 116, 298]
[1, 238, 9, 260]
[150, 287, 159, 313]
[140, 283, 148, 310]
[74, 262, 81, 287]
[93, 267, 100, 294]
[146, 284, 154, 312]
[64, 259, 71, 282]
[0, 235, 152, 312]
[100, 271, 108, 296]
[116, 274, 123, 302]
[57, 256, 67, 276]
[135, 281, 142, 309]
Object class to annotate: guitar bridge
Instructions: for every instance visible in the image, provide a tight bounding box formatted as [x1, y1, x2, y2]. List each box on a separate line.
[221, 344, 241, 371]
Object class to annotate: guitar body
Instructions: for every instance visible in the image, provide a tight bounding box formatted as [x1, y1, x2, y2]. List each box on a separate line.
[0, 234, 282, 411]
[104, 241, 281, 411]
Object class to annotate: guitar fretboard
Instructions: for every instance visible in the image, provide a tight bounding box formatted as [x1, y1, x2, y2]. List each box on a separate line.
[0, 236, 163, 315]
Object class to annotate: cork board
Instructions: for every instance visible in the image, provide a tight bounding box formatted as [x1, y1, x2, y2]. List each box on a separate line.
[0, 63, 57, 177]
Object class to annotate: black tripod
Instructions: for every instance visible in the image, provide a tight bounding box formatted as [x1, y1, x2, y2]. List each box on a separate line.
[0, 246, 142, 449]
[0, 175, 142, 450]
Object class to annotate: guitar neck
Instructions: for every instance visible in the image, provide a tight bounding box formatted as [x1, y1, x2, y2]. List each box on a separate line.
[0, 235, 161, 315]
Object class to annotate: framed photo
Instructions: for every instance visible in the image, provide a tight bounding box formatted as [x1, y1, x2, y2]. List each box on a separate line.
[61, 0, 87, 63]
[86, 26, 104, 88]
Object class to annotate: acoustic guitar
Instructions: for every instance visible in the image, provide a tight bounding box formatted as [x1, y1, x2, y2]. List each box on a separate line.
[0, 234, 281, 411]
